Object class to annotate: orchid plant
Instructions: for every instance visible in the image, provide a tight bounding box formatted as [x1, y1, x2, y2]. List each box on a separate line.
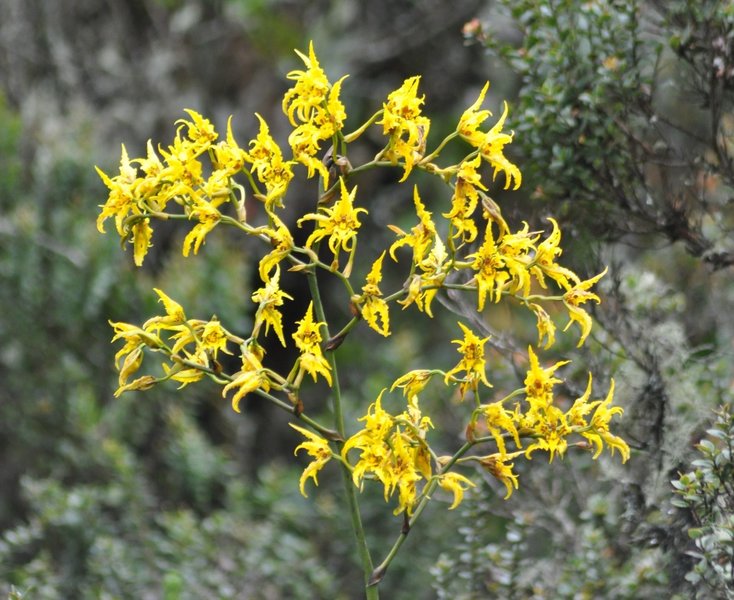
[96, 42, 629, 597]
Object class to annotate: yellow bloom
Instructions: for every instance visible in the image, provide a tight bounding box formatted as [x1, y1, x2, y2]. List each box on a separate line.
[437, 472, 476, 509]
[158, 135, 205, 188]
[342, 391, 395, 490]
[468, 223, 509, 310]
[444, 322, 492, 399]
[117, 345, 144, 391]
[288, 122, 331, 182]
[212, 116, 249, 176]
[458, 82, 492, 146]
[563, 267, 607, 346]
[358, 252, 390, 336]
[175, 109, 218, 151]
[529, 218, 581, 291]
[521, 347, 573, 462]
[200, 319, 231, 358]
[398, 235, 449, 318]
[113, 375, 157, 398]
[391, 370, 433, 405]
[523, 346, 568, 405]
[251, 268, 293, 347]
[389, 186, 437, 266]
[283, 42, 345, 130]
[247, 114, 296, 211]
[169, 317, 233, 358]
[282, 42, 347, 185]
[483, 401, 521, 455]
[132, 140, 169, 210]
[298, 178, 367, 275]
[529, 302, 557, 350]
[181, 173, 231, 256]
[497, 223, 537, 298]
[96, 144, 141, 236]
[585, 380, 629, 462]
[290, 423, 333, 496]
[478, 101, 522, 190]
[162, 347, 208, 388]
[131, 218, 153, 267]
[523, 403, 570, 462]
[444, 154, 487, 243]
[283, 42, 331, 123]
[458, 83, 521, 190]
[109, 321, 160, 368]
[378, 76, 431, 181]
[478, 450, 523, 499]
[258, 213, 295, 282]
[342, 391, 434, 515]
[144, 288, 187, 332]
[222, 349, 271, 413]
[292, 302, 332, 386]
[109, 319, 165, 396]
[389, 430, 423, 515]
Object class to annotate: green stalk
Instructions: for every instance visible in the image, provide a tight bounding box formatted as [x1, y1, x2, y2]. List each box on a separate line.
[306, 271, 379, 599]
[369, 441, 475, 586]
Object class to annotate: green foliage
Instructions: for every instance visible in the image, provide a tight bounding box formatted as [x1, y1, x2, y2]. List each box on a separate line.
[476, 0, 734, 268]
[432, 483, 669, 599]
[671, 406, 734, 598]
[0, 459, 343, 599]
[482, 0, 647, 216]
[0, 94, 21, 204]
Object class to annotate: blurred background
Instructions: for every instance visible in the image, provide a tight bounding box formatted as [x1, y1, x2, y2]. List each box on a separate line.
[1, 1, 733, 598]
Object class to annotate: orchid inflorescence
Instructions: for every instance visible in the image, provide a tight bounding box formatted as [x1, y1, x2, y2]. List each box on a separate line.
[97, 41, 628, 589]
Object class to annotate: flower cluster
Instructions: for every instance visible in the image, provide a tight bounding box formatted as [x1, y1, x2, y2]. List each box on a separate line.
[110, 288, 241, 396]
[283, 41, 347, 185]
[99, 42, 628, 530]
[97, 111, 249, 266]
[341, 393, 473, 515]
[377, 76, 431, 181]
[463, 344, 629, 497]
[295, 321, 628, 508]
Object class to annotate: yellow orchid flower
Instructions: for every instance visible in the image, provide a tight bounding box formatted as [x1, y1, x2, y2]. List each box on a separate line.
[563, 267, 607, 346]
[378, 76, 431, 181]
[358, 252, 390, 337]
[290, 423, 333, 497]
[478, 450, 523, 499]
[298, 178, 367, 276]
[292, 302, 332, 386]
[251, 268, 293, 347]
[444, 322, 492, 399]
[438, 472, 476, 509]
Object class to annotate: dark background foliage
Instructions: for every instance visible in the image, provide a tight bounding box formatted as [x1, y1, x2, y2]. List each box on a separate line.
[1, 0, 733, 598]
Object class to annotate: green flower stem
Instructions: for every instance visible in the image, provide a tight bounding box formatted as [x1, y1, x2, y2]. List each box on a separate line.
[305, 256, 357, 298]
[420, 131, 460, 164]
[306, 270, 378, 599]
[348, 160, 395, 177]
[369, 441, 475, 586]
[173, 355, 339, 439]
[343, 110, 383, 143]
[328, 316, 360, 345]
[256, 389, 341, 441]
[520, 293, 564, 302]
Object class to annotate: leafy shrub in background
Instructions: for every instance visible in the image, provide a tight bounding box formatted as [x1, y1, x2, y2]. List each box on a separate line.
[471, 0, 734, 268]
[672, 407, 734, 599]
